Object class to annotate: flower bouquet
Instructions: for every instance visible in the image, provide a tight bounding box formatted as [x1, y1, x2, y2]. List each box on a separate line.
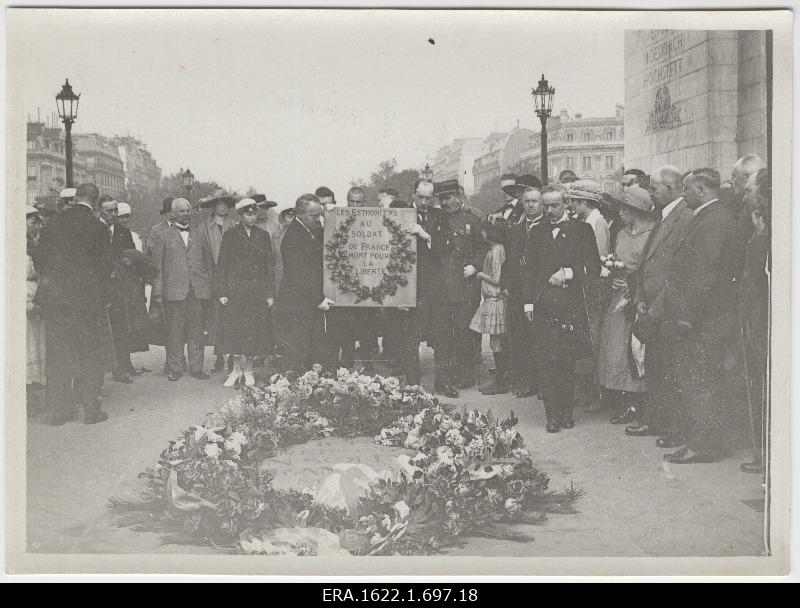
[600, 253, 632, 313]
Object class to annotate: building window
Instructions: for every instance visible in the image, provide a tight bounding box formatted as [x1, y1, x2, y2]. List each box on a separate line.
[606, 131, 614, 141]
[27, 164, 37, 182]
[583, 132, 591, 142]
[566, 132, 574, 143]
[566, 157, 575, 170]
[605, 155, 614, 170]
[582, 156, 592, 171]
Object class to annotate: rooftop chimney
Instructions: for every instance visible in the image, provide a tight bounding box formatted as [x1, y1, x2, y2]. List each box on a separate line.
[559, 108, 568, 121]
[575, 112, 583, 120]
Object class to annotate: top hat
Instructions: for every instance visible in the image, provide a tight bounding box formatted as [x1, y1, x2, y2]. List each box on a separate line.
[502, 174, 542, 196]
[160, 196, 175, 215]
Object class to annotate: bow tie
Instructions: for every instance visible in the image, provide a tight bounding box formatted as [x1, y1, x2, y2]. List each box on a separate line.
[176, 224, 190, 232]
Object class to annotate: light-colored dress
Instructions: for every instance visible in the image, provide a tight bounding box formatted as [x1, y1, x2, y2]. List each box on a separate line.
[469, 244, 507, 335]
[26, 253, 46, 384]
[597, 220, 656, 393]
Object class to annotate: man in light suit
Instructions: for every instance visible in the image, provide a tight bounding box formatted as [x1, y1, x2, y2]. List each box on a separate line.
[151, 198, 213, 381]
[627, 165, 694, 445]
[661, 168, 740, 464]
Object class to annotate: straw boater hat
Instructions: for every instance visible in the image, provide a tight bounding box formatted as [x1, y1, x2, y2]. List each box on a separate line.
[235, 198, 258, 212]
[117, 202, 132, 217]
[567, 180, 605, 204]
[59, 187, 77, 200]
[619, 185, 653, 214]
[26, 206, 39, 218]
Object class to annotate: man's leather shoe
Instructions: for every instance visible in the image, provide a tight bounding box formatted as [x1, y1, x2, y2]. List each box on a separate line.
[561, 417, 575, 429]
[437, 384, 458, 398]
[583, 399, 606, 413]
[625, 423, 656, 437]
[546, 421, 560, 433]
[663, 446, 715, 464]
[112, 373, 134, 384]
[740, 460, 766, 474]
[610, 409, 637, 425]
[190, 371, 211, 380]
[655, 436, 684, 449]
[167, 372, 182, 382]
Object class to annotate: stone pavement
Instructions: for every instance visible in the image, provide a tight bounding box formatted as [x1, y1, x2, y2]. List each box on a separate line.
[25, 345, 767, 557]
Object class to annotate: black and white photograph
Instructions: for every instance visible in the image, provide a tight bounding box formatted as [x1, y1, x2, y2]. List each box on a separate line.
[3, 7, 794, 578]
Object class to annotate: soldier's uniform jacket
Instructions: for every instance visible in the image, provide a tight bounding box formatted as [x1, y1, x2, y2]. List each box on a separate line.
[442, 206, 486, 304]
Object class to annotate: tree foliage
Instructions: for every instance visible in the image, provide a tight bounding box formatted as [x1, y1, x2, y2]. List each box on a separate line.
[351, 158, 421, 205]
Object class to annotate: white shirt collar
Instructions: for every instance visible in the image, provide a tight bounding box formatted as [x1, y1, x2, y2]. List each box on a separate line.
[661, 197, 683, 220]
[76, 202, 93, 211]
[585, 208, 602, 225]
[693, 198, 718, 216]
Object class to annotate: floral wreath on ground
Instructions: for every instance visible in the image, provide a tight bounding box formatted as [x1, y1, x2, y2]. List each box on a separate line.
[109, 366, 581, 556]
[324, 214, 417, 304]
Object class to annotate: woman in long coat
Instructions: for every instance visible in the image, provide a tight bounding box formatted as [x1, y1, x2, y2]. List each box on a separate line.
[213, 199, 276, 388]
[597, 186, 656, 424]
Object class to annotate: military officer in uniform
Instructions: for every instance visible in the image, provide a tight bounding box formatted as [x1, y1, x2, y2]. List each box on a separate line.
[436, 179, 486, 391]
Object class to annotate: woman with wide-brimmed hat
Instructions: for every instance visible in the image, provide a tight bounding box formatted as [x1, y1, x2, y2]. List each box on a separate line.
[596, 185, 657, 425]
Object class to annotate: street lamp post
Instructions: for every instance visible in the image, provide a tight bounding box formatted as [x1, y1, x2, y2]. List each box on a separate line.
[532, 74, 555, 186]
[183, 168, 195, 201]
[55, 79, 80, 188]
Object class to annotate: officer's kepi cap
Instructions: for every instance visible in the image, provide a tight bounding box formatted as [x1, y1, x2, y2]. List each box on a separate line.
[435, 179, 462, 196]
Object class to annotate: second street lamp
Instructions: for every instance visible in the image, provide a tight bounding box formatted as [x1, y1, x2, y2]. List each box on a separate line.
[183, 168, 195, 200]
[532, 74, 555, 186]
[55, 78, 80, 188]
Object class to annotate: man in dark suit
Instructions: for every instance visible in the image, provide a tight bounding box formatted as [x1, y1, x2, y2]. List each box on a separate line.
[35, 183, 113, 425]
[661, 168, 741, 464]
[523, 186, 600, 433]
[505, 180, 544, 397]
[276, 194, 329, 372]
[411, 178, 456, 395]
[626, 166, 694, 446]
[488, 173, 524, 224]
[96, 197, 140, 383]
[436, 180, 485, 393]
[151, 197, 213, 381]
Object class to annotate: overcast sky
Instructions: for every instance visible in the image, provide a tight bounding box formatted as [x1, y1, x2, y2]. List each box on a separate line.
[18, 9, 624, 203]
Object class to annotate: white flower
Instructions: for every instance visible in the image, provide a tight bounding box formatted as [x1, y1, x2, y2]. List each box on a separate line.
[358, 375, 372, 385]
[445, 428, 464, 447]
[205, 429, 224, 444]
[385, 377, 400, 391]
[435, 446, 455, 466]
[269, 373, 282, 383]
[368, 382, 381, 393]
[393, 501, 410, 521]
[500, 464, 515, 478]
[301, 370, 320, 386]
[203, 443, 222, 459]
[403, 427, 422, 450]
[504, 497, 521, 516]
[410, 453, 428, 466]
[381, 514, 393, 530]
[312, 363, 323, 373]
[336, 367, 350, 381]
[487, 489, 500, 502]
[390, 390, 403, 401]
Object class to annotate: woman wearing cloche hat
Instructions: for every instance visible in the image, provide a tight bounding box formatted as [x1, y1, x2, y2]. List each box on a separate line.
[596, 185, 657, 426]
[212, 198, 276, 388]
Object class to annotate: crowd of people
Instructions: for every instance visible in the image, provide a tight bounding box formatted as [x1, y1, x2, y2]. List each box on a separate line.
[25, 153, 771, 471]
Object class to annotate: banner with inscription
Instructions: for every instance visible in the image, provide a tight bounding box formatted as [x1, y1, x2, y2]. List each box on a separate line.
[323, 207, 418, 308]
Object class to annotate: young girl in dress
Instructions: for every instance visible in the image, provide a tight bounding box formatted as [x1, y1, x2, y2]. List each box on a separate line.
[470, 221, 510, 395]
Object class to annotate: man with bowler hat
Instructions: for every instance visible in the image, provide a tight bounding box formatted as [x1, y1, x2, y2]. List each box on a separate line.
[147, 196, 175, 258]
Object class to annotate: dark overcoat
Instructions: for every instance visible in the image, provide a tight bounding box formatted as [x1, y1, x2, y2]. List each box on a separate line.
[213, 223, 276, 356]
[522, 217, 601, 361]
[414, 207, 451, 342]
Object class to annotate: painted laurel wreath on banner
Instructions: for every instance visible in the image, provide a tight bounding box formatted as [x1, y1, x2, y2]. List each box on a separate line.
[324, 214, 417, 304]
